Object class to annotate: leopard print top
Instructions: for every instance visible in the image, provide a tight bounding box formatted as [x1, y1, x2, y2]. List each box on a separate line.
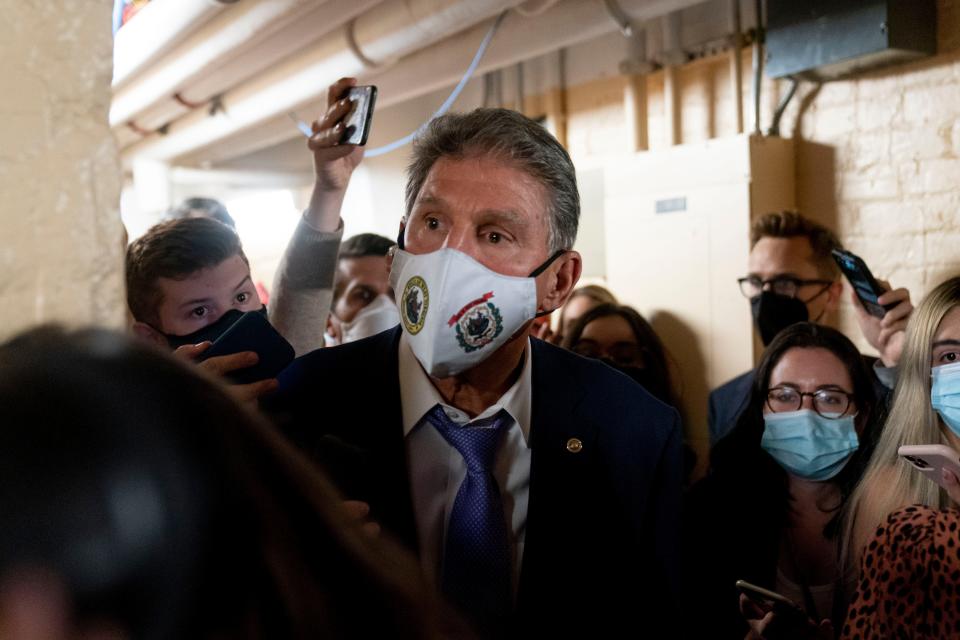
[841, 505, 960, 639]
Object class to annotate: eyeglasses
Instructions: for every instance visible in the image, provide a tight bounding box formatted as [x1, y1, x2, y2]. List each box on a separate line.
[766, 386, 855, 418]
[738, 275, 833, 300]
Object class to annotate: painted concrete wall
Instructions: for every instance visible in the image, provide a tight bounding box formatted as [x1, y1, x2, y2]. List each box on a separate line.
[0, 1, 124, 341]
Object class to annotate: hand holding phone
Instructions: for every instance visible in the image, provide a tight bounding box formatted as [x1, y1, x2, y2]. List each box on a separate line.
[899, 444, 960, 493]
[197, 311, 295, 385]
[831, 249, 894, 318]
[736, 580, 807, 620]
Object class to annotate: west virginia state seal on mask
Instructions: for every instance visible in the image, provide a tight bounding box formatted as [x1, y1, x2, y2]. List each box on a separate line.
[449, 292, 503, 353]
[401, 276, 429, 335]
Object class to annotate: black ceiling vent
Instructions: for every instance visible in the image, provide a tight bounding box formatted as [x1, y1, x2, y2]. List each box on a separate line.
[766, 0, 936, 80]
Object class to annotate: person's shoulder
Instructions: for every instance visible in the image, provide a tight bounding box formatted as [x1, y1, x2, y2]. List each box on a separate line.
[532, 338, 678, 428]
[273, 328, 400, 400]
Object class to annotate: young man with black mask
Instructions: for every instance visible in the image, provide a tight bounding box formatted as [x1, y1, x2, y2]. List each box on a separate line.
[126, 217, 281, 402]
[707, 211, 914, 445]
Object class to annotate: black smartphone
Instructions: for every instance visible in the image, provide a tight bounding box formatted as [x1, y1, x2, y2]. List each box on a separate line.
[198, 311, 295, 385]
[340, 85, 377, 146]
[831, 248, 893, 318]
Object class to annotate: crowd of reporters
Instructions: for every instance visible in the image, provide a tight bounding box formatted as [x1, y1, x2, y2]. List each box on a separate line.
[1, 77, 958, 639]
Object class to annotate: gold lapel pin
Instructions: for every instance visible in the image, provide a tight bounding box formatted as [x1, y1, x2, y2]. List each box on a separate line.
[566, 437, 583, 453]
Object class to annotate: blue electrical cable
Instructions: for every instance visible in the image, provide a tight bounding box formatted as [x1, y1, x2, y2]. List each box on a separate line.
[290, 10, 507, 157]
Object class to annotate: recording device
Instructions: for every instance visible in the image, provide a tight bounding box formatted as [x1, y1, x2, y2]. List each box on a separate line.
[340, 85, 377, 146]
[898, 444, 960, 492]
[735, 580, 810, 625]
[198, 310, 295, 384]
[831, 249, 894, 318]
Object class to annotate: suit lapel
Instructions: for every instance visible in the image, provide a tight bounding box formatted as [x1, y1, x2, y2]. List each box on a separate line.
[347, 328, 419, 553]
[517, 341, 596, 601]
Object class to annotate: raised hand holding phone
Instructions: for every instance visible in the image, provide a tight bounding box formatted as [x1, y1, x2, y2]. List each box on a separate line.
[307, 78, 371, 192]
[302, 77, 371, 237]
[833, 249, 914, 367]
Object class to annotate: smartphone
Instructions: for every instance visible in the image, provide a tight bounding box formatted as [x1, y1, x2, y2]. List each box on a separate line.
[831, 249, 894, 318]
[198, 311, 295, 385]
[898, 444, 960, 491]
[340, 85, 377, 146]
[735, 580, 809, 624]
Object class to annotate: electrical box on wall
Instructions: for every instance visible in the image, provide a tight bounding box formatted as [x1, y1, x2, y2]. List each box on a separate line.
[604, 134, 794, 452]
[766, 0, 936, 81]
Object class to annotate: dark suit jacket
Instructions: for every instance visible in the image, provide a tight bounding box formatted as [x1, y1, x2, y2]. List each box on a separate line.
[265, 327, 682, 637]
[707, 370, 754, 446]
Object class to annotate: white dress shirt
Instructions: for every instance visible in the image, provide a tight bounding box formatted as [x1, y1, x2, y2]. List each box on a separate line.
[398, 334, 532, 595]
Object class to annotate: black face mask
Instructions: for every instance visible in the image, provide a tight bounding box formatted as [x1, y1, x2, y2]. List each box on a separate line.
[750, 291, 808, 346]
[162, 306, 267, 350]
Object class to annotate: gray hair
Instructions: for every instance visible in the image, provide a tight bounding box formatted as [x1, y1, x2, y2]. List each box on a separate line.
[404, 108, 579, 252]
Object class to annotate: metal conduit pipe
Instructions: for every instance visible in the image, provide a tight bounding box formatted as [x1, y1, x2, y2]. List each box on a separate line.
[729, 0, 744, 134]
[752, 0, 764, 135]
[110, 0, 369, 129]
[112, 0, 385, 149]
[165, 0, 706, 168]
[123, 0, 529, 162]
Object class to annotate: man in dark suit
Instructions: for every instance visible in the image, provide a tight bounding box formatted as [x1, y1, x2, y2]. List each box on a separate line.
[265, 78, 681, 637]
[708, 211, 912, 445]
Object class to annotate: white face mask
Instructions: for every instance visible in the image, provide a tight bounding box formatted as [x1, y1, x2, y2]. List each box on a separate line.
[389, 247, 560, 378]
[338, 293, 400, 344]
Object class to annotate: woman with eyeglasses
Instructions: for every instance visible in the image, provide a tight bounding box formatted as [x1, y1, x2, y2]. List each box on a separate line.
[561, 303, 677, 408]
[683, 322, 881, 640]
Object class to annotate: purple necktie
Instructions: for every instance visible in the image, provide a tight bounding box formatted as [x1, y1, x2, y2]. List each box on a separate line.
[425, 404, 512, 629]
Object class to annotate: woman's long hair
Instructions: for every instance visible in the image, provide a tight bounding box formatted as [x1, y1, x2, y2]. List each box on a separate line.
[710, 322, 880, 538]
[562, 303, 678, 407]
[841, 276, 960, 575]
[0, 326, 458, 639]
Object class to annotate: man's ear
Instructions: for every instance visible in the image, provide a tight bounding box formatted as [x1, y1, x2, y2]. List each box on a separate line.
[539, 250, 582, 315]
[131, 321, 166, 347]
[824, 280, 844, 313]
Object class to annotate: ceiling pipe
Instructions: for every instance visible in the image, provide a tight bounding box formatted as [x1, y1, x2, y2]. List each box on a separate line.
[113, 0, 386, 149]
[122, 0, 530, 162]
[170, 167, 313, 189]
[111, 0, 381, 132]
[165, 0, 707, 168]
[113, 0, 232, 88]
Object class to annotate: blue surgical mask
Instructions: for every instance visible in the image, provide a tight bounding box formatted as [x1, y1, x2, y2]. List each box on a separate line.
[932, 361, 960, 435]
[760, 409, 859, 481]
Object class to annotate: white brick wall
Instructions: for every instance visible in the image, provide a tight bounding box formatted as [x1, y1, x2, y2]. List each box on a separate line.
[562, 3, 960, 359]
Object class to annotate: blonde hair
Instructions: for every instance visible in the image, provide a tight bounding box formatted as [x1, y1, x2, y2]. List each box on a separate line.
[841, 276, 960, 575]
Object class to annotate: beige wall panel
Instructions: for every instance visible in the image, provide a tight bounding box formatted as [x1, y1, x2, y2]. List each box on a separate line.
[0, 1, 123, 341]
[566, 76, 628, 159]
[604, 134, 794, 473]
